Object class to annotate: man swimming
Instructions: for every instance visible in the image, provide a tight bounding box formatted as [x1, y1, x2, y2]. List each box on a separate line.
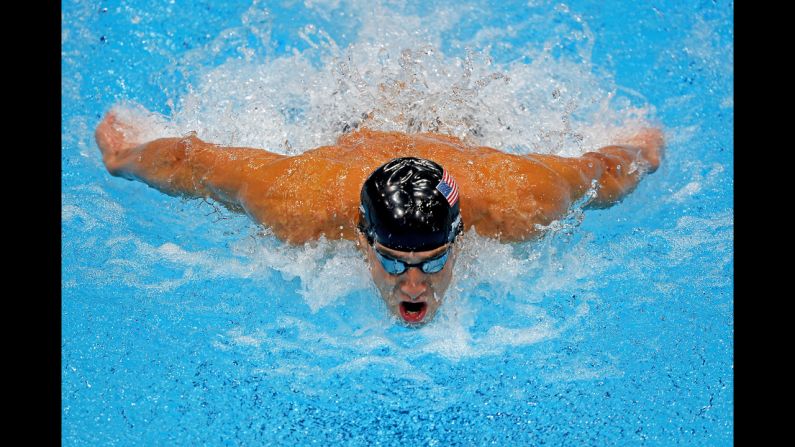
[95, 110, 663, 325]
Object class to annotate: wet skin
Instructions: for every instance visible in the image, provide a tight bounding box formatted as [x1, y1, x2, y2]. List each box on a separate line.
[357, 232, 456, 326]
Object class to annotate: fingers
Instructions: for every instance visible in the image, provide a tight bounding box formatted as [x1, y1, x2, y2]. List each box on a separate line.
[95, 111, 135, 174]
[95, 113, 119, 150]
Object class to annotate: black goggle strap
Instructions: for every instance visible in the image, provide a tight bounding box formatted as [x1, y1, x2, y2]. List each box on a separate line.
[357, 221, 375, 245]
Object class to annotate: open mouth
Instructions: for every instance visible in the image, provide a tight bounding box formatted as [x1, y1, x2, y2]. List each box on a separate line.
[399, 301, 428, 323]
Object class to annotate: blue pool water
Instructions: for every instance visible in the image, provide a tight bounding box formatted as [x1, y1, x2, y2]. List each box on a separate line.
[62, 0, 733, 445]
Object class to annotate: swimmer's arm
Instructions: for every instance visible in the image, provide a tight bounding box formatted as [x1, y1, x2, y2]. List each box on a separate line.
[96, 113, 285, 213]
[529, 128, 665, 209]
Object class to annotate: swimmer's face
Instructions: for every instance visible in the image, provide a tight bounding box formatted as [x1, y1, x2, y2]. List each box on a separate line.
[358, 233, 456, 326]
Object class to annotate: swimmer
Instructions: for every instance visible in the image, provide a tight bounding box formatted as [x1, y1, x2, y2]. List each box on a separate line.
[95, 110, 664, 325]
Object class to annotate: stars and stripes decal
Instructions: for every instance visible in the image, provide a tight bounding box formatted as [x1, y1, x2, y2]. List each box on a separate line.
[436, 169, 459, 207]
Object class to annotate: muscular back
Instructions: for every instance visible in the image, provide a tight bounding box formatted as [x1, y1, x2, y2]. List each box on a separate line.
[240, 129, 597, 243]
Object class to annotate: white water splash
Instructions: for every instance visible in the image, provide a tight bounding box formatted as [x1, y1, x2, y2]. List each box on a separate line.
[114, 0, 653, 158]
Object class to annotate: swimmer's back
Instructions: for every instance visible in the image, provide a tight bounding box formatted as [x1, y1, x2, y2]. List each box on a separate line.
[243, 128, 582, 243]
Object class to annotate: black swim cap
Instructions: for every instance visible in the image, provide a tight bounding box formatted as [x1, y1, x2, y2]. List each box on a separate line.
[359, 157, 463, 252]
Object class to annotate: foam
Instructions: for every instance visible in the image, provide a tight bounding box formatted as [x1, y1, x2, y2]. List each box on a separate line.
[62, 185, 127, 228]
[652, 210, 733, 270]
[541, 357, 625, 383]
[667, 162, 725, 203]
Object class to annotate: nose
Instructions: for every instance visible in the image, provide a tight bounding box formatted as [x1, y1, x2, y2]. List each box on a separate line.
[399, 267, 428, 301]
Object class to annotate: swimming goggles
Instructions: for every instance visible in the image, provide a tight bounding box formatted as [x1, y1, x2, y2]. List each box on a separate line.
[373, 246, 452, 275]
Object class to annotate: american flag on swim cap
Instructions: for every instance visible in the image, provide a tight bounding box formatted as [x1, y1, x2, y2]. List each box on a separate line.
[435, 169, 459, 207]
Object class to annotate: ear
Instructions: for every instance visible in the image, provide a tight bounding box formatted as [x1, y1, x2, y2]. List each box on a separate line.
[355, 230, 370, 254]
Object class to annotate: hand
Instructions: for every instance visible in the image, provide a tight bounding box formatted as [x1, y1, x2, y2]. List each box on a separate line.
[619, 127, 665, 172]
[95, 111, 142, 174]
